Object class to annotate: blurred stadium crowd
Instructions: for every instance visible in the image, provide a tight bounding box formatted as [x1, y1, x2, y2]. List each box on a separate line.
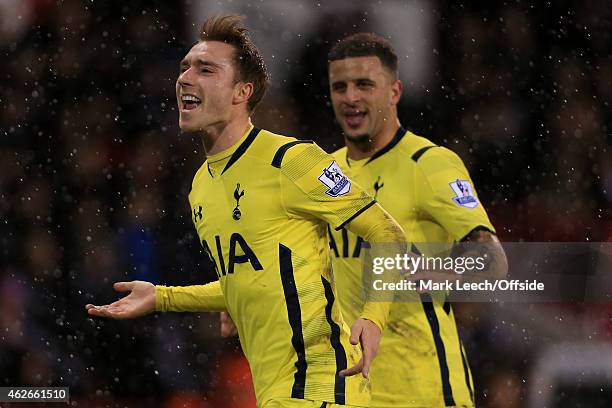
[1, 1, 611, 407]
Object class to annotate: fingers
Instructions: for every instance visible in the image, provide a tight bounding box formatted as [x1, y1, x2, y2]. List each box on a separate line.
[86, 304, 112, 318]
[86, 303, 105, 314]
[351, 319, 381, 378]
[346, 321, 370, 378]
[339, 358, 363, 377]
[85, 302, 125, 319]
[86, 281, 144, 320]
[220, 312, 238, 337]
[113, 281, 134, 292]
[361, 342, 375, 379]
[349, 321, 363, 345]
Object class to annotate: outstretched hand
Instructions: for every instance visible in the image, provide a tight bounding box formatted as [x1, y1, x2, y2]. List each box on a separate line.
[85, 281, 156, 319]
[339, 318, 381, 379]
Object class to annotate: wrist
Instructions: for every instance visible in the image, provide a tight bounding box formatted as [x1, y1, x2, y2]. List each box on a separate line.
[358, 316, 383, 332]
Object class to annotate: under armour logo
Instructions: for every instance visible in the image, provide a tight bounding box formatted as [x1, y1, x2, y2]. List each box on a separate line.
[193, 205, 203, 223]
[373, 176, 384, 199]
[233, 183, 245, 220]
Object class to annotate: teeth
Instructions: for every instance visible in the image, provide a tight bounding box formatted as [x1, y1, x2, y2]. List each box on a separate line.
[181, 95, 201, 103]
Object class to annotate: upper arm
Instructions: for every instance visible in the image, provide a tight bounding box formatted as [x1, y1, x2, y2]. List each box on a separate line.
[278, 142, 375, 230]
[414, 147, 495, 241]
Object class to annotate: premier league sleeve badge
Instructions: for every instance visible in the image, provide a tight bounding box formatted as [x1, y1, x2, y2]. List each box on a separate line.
[318, 161, 351, 197]
[449, 179, 479, 208]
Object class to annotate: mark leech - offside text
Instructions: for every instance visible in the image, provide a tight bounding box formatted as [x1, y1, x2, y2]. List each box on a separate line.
[372, 279, 545, 292]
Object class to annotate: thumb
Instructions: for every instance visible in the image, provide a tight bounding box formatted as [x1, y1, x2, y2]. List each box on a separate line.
[113, 281, 134, 292]
[350, 321, 363, 345]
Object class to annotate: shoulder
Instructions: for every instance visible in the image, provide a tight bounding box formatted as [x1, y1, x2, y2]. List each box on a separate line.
[276, 140, 335, 184]
[416, 146, 467, 176]
[399, 131, 466, 172]
[395, 131, 436, 161]
[250, 128, 319, 168]
[271, 137, 329, 171]
[250, 128, 296, 161]
[255, 128, 296, 147]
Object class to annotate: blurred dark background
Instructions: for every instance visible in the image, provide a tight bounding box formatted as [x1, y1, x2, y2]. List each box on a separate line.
[1, 0, 611, 407]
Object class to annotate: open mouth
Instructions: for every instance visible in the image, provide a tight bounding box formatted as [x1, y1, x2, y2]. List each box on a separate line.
[181, 94, 202, 111]
[344, 110, 367, 128]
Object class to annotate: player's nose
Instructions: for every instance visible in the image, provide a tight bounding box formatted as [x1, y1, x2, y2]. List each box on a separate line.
[345, 83, 361, 103]
[177, 67, 195, 87]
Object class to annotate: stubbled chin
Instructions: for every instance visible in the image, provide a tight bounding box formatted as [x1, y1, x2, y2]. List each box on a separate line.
[342, 123, 368, 138]
[345, 132, 370, 143]
[342, 120, 367, 135]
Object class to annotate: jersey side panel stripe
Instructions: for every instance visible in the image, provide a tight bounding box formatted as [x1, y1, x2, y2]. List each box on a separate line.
[279, 243, 307, 399]
[321, 276, 347, 404]
[420, 293, 456, 406]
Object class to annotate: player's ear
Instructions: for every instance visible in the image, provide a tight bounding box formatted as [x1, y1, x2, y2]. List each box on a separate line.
[390, 79, 402, 106]
[233, 82, 254, 106]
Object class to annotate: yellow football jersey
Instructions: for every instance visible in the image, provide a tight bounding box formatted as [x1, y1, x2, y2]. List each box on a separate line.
[329, 127, 495, 408]
[156, 126, 403, 407]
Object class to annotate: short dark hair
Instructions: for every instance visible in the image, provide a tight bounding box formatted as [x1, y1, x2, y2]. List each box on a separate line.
[200, 15, 269, 112]
[328, 32, 399, 78]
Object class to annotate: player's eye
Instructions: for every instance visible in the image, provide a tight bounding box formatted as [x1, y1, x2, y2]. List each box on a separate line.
[357, 80, 374, 89]
[332, 83, 346, 92]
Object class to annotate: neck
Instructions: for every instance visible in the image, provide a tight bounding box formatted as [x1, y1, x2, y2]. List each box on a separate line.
[200, 113, 252, 156]
[345, 116, 401, 161]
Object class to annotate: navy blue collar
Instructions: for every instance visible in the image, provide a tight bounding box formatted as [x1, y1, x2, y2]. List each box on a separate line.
[221, 127, 261, 175]
[346, 126, 407, 167]
[366, 126, 407, 165]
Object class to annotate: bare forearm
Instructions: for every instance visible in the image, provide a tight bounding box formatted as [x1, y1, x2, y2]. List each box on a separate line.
[459, 229, 508, 280]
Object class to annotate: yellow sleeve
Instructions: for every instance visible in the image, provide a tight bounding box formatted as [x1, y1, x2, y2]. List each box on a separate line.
[279, 142, 375, 229]
[342, 203, 407, 331]
[155, 281, 226, 312]
[279, 142, 406, 330]
[415, 147, 495, 241]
